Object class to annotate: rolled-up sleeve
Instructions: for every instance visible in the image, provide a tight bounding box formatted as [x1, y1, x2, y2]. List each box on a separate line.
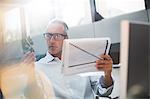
[90, 76, 114, 97]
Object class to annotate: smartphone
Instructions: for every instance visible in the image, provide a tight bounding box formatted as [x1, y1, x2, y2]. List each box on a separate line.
[22, 37, 34, 54]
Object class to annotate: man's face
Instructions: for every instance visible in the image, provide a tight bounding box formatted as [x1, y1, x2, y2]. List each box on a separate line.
[45, 23, 67, 57]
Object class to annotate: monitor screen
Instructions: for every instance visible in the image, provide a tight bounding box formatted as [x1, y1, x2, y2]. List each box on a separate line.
[109, 43, 120, 65]
[120, 21, 150, 99]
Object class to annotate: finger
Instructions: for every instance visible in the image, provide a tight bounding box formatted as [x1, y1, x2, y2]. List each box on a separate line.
[30, 52, 36, 61]
[97, 65, 112, 72]
[25, 55, 35, 63]
[96, 65, 104, 70]
[96, 63, 112, 68]
[97, 67, 104, 71]
[96, 63, 104, 67]
[96, 65, 111, 70]
[96, 60, 113, 65]
[23, 54, 33, 61]
[24, 51, 32, 57]
[100, 54, 112, 60]
[22, 52, 35, 64]
[22, 52, 32, 61]
[96, 60, 104, 64]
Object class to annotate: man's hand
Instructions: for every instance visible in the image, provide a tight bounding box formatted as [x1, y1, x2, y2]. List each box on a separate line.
[20, 51, 36, 67]
[96, 55, 113, 87]
[20, 51, 37, 83]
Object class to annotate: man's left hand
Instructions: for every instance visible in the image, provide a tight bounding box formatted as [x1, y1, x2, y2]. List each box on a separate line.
[96, 55, 113, 87]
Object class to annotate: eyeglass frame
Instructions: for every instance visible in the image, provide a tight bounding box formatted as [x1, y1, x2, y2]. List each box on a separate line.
[43, 33, 67, 40]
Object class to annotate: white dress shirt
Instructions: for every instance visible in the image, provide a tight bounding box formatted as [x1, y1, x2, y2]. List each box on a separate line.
[36, 52, 114, 99]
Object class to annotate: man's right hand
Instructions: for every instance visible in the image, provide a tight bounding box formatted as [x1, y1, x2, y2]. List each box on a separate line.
[20, 51, 36, 67]
[20, 51, 37, 84]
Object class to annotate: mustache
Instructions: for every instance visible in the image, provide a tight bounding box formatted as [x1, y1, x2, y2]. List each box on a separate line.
[48, 46, 57, 49]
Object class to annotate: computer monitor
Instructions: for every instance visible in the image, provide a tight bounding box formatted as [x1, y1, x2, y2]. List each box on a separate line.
[109, 43, 120, 65]
[120, 20, 150, 99]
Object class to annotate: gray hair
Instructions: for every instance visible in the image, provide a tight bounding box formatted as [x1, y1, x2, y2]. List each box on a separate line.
[46, 19, 69, 33]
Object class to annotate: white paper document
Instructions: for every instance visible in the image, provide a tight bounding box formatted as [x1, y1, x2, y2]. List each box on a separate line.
[61, 38, 111, 75]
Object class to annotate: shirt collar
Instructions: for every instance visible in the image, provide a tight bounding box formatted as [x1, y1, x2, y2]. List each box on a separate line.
[44, 51, 55, 63]
[38, 51, 62, 64]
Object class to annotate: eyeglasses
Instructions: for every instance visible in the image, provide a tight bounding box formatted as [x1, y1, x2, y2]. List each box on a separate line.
[43, 33, 67, 40]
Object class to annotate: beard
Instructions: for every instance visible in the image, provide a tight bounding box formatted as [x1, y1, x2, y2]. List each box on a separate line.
[48, 46, 62, 57]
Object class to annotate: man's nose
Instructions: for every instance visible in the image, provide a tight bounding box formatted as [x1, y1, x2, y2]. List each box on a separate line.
[49, 36, 55, 42]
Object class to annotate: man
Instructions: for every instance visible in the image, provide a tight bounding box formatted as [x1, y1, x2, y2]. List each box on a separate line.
[36, 20, 114, 99]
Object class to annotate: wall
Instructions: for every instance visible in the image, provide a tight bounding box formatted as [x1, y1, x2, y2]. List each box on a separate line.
[32, 10, 149, 55]
[32, 34, 48, 55]
[68, 23, 94, 39]
[69, 10, 148, 43]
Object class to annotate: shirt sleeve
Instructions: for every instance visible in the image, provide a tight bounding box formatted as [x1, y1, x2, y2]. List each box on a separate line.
[90, 75, 114, 97]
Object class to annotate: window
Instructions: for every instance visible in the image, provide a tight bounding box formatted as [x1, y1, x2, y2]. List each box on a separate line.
[95, 0, 145, 18]
[25, 0, 92, 36]
[4, 8, 21, 42]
